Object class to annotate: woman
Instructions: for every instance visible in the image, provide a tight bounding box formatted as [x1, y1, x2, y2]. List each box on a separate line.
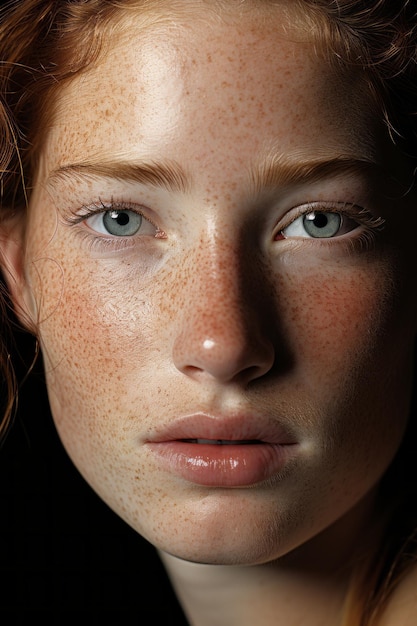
[1, 1, 417, 624]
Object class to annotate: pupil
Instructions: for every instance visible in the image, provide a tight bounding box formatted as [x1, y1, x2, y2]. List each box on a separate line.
[115, 212, 129, 226]
[312, 213, 328, 228]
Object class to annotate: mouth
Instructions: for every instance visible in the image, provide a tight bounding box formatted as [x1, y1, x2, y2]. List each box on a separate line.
[146, 413, 298, 487]
[180, 439, 262, 445]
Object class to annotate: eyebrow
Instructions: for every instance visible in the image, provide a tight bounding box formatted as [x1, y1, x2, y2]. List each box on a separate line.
[250, 154, 385, 192]
[48, 159, 190, 194]
[48, 154, 386, 195]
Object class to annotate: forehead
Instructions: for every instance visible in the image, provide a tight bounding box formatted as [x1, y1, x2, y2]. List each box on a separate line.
[41, 1, 382, 185]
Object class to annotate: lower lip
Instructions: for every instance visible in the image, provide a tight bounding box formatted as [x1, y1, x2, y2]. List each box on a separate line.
[147, 441, 297, 487]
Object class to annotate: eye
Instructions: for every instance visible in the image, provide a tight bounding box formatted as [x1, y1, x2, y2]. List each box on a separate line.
[280, 210, 359, 240]
[85, 208, 156, 237]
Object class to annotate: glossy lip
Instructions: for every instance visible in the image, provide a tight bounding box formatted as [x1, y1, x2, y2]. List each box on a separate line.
[145, 413, 299, 487]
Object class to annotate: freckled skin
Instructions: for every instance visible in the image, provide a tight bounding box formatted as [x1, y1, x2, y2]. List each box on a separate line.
[8, 1, 417, 572]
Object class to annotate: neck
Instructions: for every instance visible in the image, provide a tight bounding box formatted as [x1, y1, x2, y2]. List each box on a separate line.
[157, 494, 383, 626]
[159, 552, 350, 626]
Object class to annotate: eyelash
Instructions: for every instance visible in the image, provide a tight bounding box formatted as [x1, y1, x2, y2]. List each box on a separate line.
[275, 202, 385, 245]
[64, 199, 165, 248]
[64, 199, 385, 254]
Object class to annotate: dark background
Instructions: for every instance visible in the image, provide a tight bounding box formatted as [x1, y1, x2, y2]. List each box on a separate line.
[0, 327, 188, 625]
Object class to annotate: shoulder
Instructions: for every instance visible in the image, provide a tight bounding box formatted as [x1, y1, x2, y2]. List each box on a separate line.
[378, 561, 417, 626]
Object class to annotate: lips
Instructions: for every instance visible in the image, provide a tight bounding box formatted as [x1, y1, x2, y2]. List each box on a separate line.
[181, 438, 260, 444]
[145, 413, 298, 487]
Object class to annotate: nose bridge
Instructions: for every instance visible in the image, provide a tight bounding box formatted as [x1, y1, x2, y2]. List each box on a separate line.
[172, 223, 275, 384]
[185, 221, 253, 342]
[195, 228, 243, 331]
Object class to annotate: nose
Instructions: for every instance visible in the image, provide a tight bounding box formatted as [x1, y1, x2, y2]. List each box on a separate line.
[172, 237, 275, 386]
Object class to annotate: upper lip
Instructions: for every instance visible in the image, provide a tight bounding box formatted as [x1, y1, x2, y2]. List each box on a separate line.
[145, 412, 298, 445]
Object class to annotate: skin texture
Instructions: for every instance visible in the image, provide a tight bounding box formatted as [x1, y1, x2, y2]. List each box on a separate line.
[3, 4, 417, 621]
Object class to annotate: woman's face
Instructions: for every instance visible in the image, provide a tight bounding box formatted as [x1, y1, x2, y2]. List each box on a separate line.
[9, 2, 417, 566]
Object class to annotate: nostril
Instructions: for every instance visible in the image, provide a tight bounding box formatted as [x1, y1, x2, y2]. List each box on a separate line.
[171, 277, 276, 384]
[173, 331, 275, 385]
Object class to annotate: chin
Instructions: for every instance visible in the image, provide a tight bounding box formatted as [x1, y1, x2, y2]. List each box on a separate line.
[143, 520, 294, 567]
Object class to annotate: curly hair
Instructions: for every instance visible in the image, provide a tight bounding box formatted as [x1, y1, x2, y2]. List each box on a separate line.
[302, 1, 417, 161]
[1, 0, 417, 207]
[0, 2, 416, 624]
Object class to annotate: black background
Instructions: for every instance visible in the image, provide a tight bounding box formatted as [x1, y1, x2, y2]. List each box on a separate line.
[0, 328, 188, 625]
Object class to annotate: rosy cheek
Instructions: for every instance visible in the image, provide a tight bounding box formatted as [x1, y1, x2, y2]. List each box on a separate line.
[275, 260, 396, 379]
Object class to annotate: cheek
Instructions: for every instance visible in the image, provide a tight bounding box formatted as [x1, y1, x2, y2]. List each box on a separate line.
[280, 254, 412, 464]
[28, 249, 169, 439]
[279, 258, 396, 380]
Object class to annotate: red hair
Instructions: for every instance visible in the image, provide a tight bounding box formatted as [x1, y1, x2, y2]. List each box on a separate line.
[0, 2, 416, 623]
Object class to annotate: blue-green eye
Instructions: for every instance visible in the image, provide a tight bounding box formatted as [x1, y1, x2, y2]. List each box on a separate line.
[95, 209, 143, 236]
[81, 203, 163, 239]
[83, 205, 162, 237]
[281, 211, 358, 239]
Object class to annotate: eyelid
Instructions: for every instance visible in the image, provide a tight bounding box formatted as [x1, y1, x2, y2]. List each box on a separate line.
[67, 199, 148, 224]
[276, 201, 385, 238]
[64, 198, 166, 238]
